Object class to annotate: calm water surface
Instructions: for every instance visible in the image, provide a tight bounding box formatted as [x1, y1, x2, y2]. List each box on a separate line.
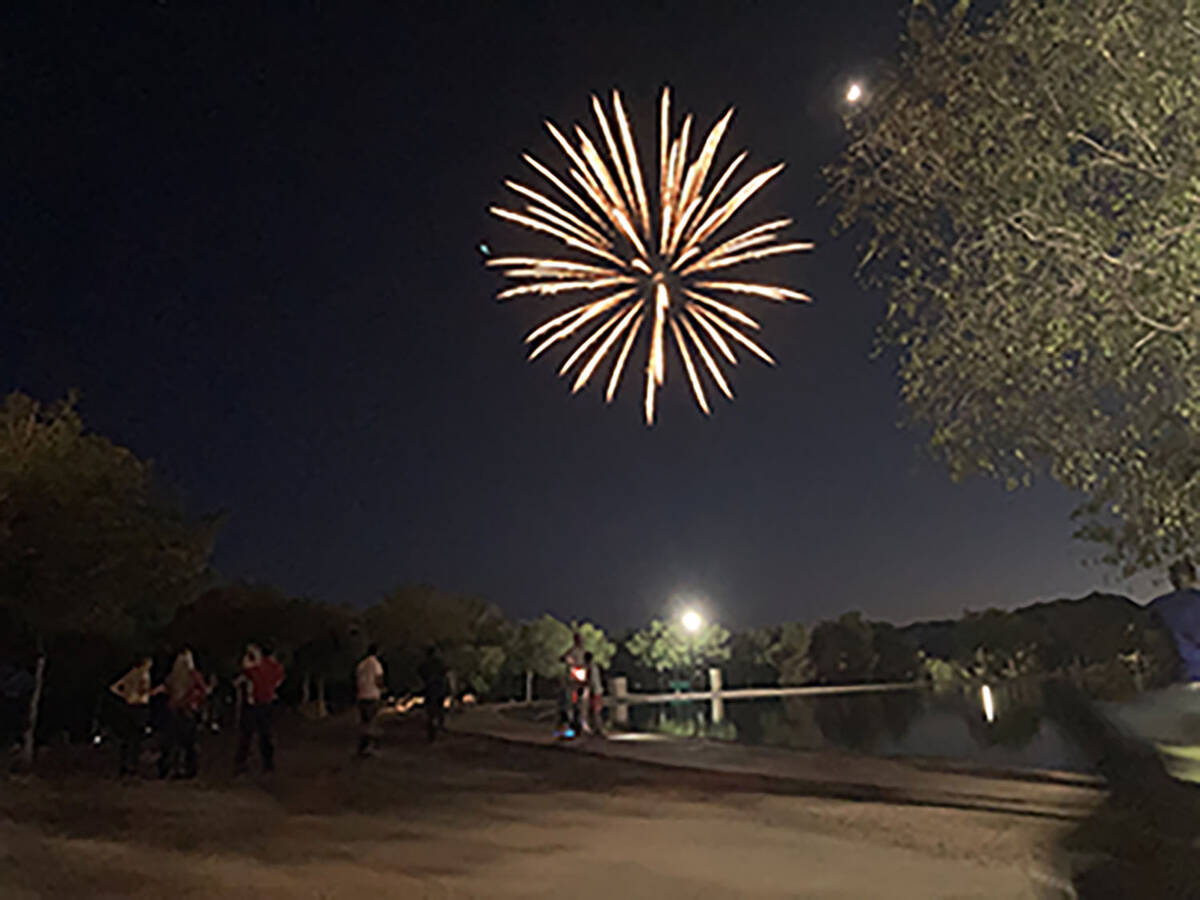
[624, 683, 1095, 773]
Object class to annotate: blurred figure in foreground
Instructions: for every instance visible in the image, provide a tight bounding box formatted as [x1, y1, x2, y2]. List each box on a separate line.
[355, 644, 385, 757]
[1038, 559, 1200, 897]
[418, 646, 447, 743]
[235, 643, 284, 774]
[1101, 557, 1200, 780]
[108, 655, 156, 777]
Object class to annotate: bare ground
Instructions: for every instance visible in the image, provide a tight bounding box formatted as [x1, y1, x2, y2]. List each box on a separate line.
[0, 711, 1109, 898]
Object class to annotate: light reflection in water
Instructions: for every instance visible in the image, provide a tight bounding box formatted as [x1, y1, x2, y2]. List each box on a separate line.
[981, 684, 996, 723]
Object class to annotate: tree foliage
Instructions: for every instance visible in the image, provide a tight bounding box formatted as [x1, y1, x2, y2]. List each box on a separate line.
[573, 620, 616, 668]
[625, 618, 731, 681]
[809, 613, 920, 684]
[727, 623, 816, 687]
[0, 393, 218, 644]
[511, 615, 573, 683]
[0, 393, 219, 764]
[828, 0, 1200, 571]
[364, 584, 512, 695]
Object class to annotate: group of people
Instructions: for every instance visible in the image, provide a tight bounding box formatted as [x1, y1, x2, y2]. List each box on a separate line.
[354, 643, 449, 755]
[558, 632, 605, 738]
[107, 642, 284, 779]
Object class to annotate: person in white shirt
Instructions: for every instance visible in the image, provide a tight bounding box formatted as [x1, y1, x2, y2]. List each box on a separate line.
[355, 645, 385, 757]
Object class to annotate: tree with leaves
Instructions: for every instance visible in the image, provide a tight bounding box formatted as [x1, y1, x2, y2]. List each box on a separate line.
[625, 618, 731, 687]
[510, 615, 572, 702]
[364, 585, 512, 698]
[508, 617, 615, 701]
[727, 623, 815, 687]
[0, 393, 218, 767]
[829, 0, 1200, 572]
[809, 613, 877, 684]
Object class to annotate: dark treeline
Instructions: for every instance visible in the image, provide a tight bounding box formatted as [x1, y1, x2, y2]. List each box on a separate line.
[0, 393, 1182, 769]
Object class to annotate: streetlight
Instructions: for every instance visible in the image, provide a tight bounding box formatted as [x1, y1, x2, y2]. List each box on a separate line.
[845, 81, 864, 104]
[681, 609, 703, 633]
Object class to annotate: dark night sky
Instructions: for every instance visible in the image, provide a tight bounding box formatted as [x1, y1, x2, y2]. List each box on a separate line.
[3, 1, 1157, 629]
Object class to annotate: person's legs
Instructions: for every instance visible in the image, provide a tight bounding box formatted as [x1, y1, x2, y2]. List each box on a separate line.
[426, 695, 444, 742]
[157, 710, 178, 778]
[234, 705, 254, 773]
[257, 704, 275, 772]
[590, 695, 604, 736]
[119, 706, 146, 776]
[357, 700, 372, 755]
[180, 713, 198, 778]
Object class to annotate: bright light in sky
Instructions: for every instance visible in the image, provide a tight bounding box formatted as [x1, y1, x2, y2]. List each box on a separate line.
[846, 82, 863, 104]
[681, 609, 703, 633]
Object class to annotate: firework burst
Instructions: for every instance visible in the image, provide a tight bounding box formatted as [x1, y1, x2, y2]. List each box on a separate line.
[489, 88, 812, 425]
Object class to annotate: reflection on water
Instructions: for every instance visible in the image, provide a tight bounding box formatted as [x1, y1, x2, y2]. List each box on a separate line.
[626, 681, 1095, 772]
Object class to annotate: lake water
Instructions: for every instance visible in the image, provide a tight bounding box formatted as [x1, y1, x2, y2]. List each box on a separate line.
[622, 683, 1097, 773]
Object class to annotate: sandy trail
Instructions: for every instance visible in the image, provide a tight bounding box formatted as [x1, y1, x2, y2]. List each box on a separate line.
[0, 712, 1086, 898]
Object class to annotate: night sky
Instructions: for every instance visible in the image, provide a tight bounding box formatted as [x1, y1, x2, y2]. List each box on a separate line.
[4, 1, 1158, 630]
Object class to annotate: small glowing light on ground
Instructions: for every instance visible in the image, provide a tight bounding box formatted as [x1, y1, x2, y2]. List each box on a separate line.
[682, 609, 703, 633]
[846, 82, 863, 104]
[981, 684, 995, 723]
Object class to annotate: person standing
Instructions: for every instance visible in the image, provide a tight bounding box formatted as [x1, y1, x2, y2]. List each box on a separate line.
[109, 655, 155, 777]
[355, 644, 385, 757]
[1102, 558, 1200, 782]
[158, 649, 212, 779]
[235, 643, 285, 775]
[1148, 558, 1200, 684]
[558, 632, 588, 735]
[418, 646, 448, 743]
[584, 651, 604, 737]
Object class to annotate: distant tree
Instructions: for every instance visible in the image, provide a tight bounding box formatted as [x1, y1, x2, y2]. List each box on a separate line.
[728, 623, 815, 687]
[289, 601, 359, 715]
[625, 618, 731, 687]
[764, 622, 816, 686]
[167, 581, 299, 678]
[952, 608, 1042, 680]
[572, 620, 616, 668]
[0, 393, 218, 767]
[510, 615, 572, 702]
[364, 585, 512, 698]
[725, 628, 780, 688]
[810, 613, 876, 684]
[870, 622, 920, 682]
[828, 0, 1200, 572]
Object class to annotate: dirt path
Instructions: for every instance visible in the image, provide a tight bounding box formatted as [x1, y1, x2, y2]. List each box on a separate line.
[0, 712, 1086, 898]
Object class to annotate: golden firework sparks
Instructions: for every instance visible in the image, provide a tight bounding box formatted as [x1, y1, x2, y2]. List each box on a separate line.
[489, 87, 812, 425]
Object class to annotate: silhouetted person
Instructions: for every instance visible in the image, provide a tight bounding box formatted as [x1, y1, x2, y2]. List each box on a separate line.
[418, 646, 447, 742]
[558, 632, 587, 734]
[1149, 558, 1200, 684]
[109, 655, 155, 777]
[158, 648, 212, 779]
[584, 650, 604, 736]
[355, 644, 385, 757]
[235, 643, 284, 774]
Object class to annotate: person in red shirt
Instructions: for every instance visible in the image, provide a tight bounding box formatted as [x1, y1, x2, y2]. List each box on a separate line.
[235, 642, 285, 774]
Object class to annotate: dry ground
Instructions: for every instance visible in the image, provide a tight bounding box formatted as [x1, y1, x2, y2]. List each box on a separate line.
[0, 711, 1121, 898]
